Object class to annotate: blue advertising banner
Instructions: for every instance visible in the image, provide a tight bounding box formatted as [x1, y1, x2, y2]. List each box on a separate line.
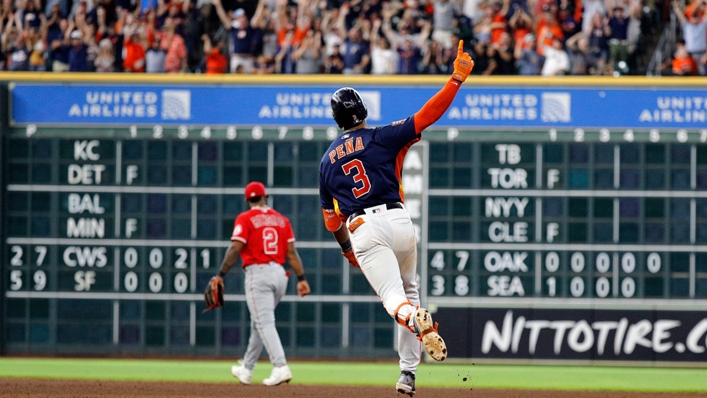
[10, 83, 707, 129]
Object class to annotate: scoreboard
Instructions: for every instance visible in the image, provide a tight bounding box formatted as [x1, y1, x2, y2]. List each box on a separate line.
[3, 128, 360, 356]
[425, 137, 707, 302]
[3, 76, 707, 364]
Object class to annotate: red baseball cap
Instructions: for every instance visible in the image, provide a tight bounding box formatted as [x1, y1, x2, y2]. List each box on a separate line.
[244, 181, 267, 200]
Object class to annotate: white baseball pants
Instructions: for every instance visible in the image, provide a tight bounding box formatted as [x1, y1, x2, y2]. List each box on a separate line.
[347, 205, 421, 373]
[242, 262, 289, 370]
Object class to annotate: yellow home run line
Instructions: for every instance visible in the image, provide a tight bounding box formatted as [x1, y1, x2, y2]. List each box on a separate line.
[1, 72, 707, 86]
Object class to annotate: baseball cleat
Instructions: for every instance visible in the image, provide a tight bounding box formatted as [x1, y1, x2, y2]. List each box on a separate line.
[263, 365, 292, 386]
[230, 365, 252, 385]
[396, 371, 416, 396]
[413, 307, 447, 361]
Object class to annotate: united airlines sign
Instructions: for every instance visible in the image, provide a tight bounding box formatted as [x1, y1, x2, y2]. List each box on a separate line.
[10, 82, 707, 129]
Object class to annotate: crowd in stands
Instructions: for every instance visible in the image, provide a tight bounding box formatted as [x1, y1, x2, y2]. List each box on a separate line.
[667, 0, 706, 76]
[0, 0, 693, 75]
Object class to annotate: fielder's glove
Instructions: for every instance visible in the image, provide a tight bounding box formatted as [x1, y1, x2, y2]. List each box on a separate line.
[343, 248, 359, 267]
[452, 40, 474, 82]
[203, 276, 224, 313]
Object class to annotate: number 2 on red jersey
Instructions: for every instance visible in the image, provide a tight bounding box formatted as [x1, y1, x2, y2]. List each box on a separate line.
[263, 227, 278, 254]
[342, 159, 371, 199]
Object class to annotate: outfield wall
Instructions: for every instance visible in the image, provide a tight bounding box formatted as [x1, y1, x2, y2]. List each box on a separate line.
[2, 74, 707, 365]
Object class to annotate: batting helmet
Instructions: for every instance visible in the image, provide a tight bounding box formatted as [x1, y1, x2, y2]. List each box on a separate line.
[331, 87, 368, 130]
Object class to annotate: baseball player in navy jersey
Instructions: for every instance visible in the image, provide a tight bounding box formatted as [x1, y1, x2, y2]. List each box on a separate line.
[212, 182, 311, 386]
[319, 41, 474, 396]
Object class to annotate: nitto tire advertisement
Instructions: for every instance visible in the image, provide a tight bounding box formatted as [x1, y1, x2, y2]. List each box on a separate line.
[435, 308, 707, 362]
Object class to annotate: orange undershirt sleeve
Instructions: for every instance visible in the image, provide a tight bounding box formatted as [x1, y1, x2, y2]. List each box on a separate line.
[413, 78, 462, 134]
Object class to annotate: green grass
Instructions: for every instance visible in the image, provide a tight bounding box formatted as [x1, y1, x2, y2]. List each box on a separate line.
[0, 358, 706, 392]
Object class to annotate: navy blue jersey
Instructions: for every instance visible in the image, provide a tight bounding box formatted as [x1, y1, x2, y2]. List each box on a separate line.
[319, 116, 420, 217]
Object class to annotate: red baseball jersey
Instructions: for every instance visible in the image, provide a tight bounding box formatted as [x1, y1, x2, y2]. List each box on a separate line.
[230, 207, 295, 267]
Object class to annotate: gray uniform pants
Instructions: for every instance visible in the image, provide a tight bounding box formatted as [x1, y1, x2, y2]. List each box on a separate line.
[242, 262, 289, 370]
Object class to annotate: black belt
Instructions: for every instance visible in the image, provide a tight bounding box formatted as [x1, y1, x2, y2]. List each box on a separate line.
[348, 203, 403, 221]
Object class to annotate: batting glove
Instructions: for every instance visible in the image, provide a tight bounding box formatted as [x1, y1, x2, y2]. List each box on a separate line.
[342, 249, 359, 267]
[452, 40, 474, 82]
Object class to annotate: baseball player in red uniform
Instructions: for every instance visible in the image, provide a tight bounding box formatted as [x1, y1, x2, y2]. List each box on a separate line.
[319, 41, 474, 396]
[215, 182, 311, 386]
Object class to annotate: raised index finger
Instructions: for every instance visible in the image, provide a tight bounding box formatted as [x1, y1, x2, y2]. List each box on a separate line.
[458, 39, 464, 56]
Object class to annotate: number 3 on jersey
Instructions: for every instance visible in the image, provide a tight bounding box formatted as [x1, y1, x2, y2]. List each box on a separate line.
[342, 159, 371, 199]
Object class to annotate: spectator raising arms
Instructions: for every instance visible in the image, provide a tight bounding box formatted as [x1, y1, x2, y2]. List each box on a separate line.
[536, 7, 564, 56]
[2, 14, 30, 71]
[274, 0, 310, 48]
[275, 28, 296, 74]
[369, 18, 397, 75]
[382, 18, 430, 74]
[201, 33, 227, 74]
[489, 1, 508, 45]
[338, 3, 370, 75]
[123, 24, 146, 72]
[509, 5, 533, 44]
[606, 4, 640, 70]
[582, 0, 605, 35]
[212, 0, 266, 73]
[566, 32, 598, 75]
[673, 0, 707, 75]
[293, 30, 321, 73]
[586, 12, 610, 74]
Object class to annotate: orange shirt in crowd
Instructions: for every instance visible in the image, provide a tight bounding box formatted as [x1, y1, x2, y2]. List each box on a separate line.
[685, 2, 704, 20]
[573, 0, 582, 23]
[536, 24, 563, 56]
[490, 13, 507, 44]
[513, 27, 531, 44]
[206, 48, 227, 74]
[123, 39, 146, 72]
[673, 56, 698, 76]
[536, 15, 548, 33]
[277, 27, 308, 47]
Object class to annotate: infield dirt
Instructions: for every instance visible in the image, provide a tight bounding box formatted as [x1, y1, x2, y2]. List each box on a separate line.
[0, 378, 703, 398]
